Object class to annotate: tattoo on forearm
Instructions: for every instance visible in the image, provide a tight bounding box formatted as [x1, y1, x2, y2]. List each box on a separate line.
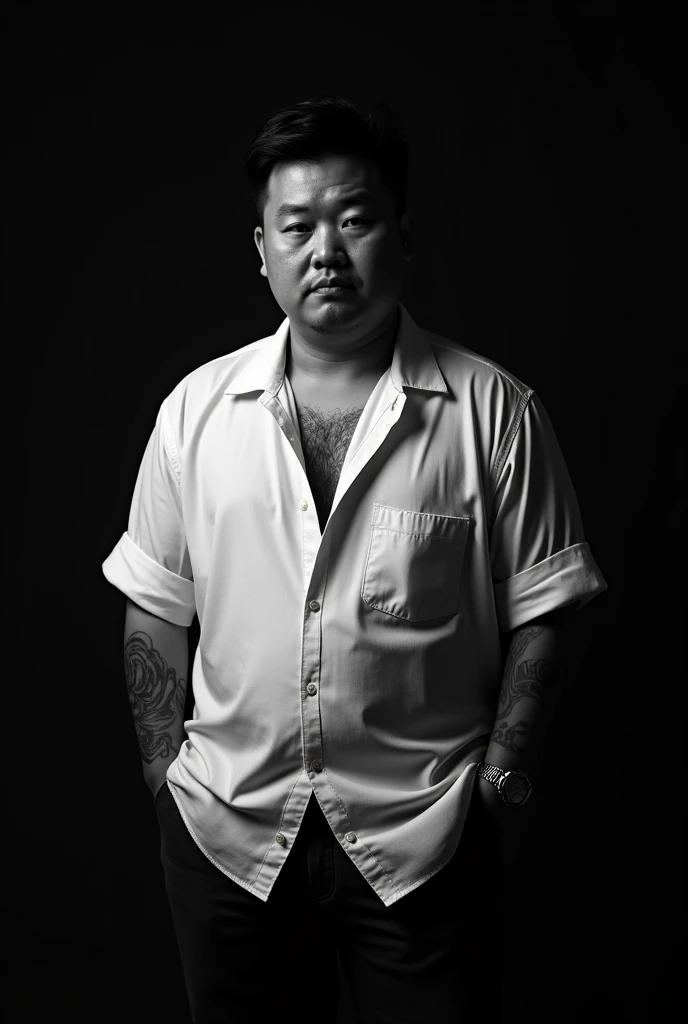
[123, 631, 187, 764]
[491, 719, 530, 753]
[492, 625, 560, 754]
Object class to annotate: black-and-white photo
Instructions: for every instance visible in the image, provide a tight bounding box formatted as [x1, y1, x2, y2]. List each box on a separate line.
[10, 5, 682, 1023]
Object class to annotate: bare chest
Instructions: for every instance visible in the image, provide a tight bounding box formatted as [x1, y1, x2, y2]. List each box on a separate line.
[292, 390, 369, 530]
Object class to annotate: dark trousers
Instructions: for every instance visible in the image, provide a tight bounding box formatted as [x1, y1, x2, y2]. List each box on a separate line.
[156, 783, 504, 1024]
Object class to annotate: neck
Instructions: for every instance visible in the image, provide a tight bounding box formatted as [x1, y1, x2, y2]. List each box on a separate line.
[286, 305, 399, 391]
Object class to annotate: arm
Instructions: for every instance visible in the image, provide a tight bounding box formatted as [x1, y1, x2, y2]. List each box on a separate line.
[479, 605, 579, 816]
[123, 597, 189, 800]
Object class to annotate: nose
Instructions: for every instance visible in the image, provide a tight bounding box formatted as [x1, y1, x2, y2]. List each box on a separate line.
[311, 226, 348, 268]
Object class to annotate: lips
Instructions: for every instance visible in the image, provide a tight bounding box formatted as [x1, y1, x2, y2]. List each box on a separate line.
[310, 278, 353, 291]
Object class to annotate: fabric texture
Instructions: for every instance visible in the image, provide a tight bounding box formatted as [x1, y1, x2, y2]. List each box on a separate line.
[103, 301, 607, 906]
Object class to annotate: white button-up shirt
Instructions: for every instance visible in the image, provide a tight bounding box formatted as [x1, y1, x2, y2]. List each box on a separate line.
[102, 302, 607, 906]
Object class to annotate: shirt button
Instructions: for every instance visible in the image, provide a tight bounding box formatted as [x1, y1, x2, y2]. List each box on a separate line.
[345, 832, 357, 843]
[306, 683, 317, 695]
[311, 759, 322, 773]
[276, 834, 286, 846]
[300, 500, 308, 511]
[309, 600, 320, 612]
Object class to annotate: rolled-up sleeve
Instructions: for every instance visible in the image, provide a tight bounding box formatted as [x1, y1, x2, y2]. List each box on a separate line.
[102, 398, 196, 626]
[489, 391, 607, 632]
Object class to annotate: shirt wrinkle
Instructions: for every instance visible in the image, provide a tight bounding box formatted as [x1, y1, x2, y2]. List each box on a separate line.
[160, 398, 182, 494]
[489, 388, 535, 519]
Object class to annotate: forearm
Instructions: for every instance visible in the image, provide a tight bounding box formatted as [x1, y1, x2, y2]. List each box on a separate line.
[484, 607, 578, 777]
[123, 598, 189, 794]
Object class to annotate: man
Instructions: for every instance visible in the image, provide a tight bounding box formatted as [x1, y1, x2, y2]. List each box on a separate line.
[103, 96, 607, 1024]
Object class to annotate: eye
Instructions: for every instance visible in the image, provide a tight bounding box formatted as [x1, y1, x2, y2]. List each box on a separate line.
[283, 218, 372, 233]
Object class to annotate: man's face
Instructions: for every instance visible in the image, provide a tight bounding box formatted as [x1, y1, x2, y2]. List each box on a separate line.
[253, 152, 413, 348]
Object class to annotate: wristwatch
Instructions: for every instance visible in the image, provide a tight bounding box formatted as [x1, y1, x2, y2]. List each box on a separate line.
[477, 762, 533, 808]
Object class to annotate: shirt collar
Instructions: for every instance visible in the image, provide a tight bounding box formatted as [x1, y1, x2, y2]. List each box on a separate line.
[224, 302, 448, 397]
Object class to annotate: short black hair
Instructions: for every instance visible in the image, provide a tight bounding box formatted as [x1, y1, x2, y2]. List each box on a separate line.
[243, 96, 410, 228]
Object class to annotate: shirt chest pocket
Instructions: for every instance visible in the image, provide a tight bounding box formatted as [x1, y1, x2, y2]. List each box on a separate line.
[361, 502, 473, 622]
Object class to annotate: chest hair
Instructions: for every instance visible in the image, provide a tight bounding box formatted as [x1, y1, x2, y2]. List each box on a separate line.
[296, 403, 364, 528]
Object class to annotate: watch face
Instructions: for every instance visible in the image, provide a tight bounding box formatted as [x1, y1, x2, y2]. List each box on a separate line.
[505, 773, 531, 805]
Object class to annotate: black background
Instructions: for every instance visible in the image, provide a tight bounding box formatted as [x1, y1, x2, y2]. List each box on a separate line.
[10, 4, 683, 1022]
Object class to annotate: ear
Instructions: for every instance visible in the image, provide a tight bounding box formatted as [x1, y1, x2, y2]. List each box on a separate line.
[400, 210, 415, 262]
[254, 226, 268, 277]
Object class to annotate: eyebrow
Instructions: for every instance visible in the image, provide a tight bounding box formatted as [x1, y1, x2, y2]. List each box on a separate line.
[274, 190, 375, 219]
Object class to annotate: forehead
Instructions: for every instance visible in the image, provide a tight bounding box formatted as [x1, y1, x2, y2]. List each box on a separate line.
[266, 153, 386, 213]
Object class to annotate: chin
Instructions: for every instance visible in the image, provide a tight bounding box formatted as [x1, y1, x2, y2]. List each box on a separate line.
[303, 303, 363, 333]
[306, 317, 363, 335]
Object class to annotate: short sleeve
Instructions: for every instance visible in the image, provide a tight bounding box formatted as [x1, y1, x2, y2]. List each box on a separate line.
[489, 391, 607, 632]
[102, 398, 196, 626]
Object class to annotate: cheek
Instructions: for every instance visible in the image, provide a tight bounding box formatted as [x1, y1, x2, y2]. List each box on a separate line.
[268, 245, 302, 276]
[362, 225, 402, 261]
[359, 238, 404, 286]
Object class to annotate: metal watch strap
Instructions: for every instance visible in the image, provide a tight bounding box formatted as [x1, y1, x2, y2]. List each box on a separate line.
[477, 762, 506, 790]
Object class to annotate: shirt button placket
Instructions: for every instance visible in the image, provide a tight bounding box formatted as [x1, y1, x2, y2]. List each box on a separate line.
[303, 510, 323, 807]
